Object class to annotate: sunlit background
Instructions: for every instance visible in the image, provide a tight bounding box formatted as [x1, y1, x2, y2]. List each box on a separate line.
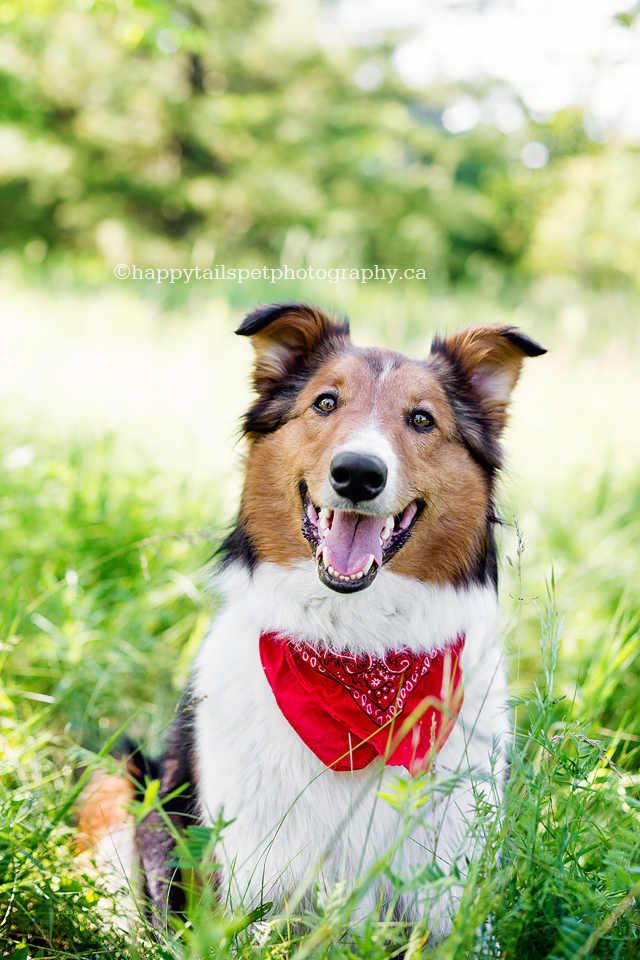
[2, 4, 640, 953]
[1, 0, 639, 749]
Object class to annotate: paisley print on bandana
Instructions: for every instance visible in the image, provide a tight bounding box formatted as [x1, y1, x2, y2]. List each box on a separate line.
[259, 632, 465, 775]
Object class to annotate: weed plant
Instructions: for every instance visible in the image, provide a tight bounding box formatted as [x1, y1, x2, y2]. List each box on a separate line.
[1, 432, 639, 958]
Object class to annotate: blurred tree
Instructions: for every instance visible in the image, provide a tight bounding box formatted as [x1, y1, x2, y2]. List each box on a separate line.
[0, 0, 593, 282]
[526, 145, 640, 288]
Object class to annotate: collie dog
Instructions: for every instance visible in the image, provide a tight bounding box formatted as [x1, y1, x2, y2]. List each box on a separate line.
[78, 302, 545, 935]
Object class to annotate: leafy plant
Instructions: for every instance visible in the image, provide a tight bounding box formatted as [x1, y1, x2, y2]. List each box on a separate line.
[0, 374, 639, 957]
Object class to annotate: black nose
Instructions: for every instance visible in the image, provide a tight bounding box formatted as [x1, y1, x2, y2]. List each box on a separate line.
[329, 452, 388, 503]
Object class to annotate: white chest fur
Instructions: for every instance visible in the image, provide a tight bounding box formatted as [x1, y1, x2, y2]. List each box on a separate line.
[192, 561, 508, 922]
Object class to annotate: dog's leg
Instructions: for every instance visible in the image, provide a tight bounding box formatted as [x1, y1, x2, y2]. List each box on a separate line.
[134, 704, 198, 930]
[74, 766, 139, 929]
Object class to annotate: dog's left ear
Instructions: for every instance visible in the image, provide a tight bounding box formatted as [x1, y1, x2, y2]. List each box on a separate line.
[430, 325, 546, 430]
[236, 302, 350, 394]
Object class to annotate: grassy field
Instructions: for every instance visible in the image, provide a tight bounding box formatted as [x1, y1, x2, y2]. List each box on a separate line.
[1, 277, 639, 958]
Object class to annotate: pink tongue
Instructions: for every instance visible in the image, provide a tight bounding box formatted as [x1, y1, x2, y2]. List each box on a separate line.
[323, 511, 386, 576]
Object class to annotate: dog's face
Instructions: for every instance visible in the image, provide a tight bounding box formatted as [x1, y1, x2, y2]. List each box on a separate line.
[229, 303, 545, 592]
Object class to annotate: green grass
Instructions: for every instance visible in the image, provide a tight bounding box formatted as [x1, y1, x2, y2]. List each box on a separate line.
[1, 281, 639, 957]
[0, 444, 210, 752]
[1, 432, 639, 958]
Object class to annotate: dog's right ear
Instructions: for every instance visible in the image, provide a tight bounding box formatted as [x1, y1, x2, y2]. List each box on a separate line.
[236, 302, 350, 394]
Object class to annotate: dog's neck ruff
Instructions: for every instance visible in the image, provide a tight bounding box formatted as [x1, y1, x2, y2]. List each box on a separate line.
[260, 632, 465, 775]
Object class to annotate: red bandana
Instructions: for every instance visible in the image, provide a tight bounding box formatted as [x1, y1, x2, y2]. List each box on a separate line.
[260, 631, 465, 776]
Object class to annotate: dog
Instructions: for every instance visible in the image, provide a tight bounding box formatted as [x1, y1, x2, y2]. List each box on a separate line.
[77, 302, 545, 937]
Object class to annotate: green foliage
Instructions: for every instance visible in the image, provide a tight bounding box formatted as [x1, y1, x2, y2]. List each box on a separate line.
[2, 0, 639, 953]
[511, 473, 640, 749]
[526, 147, 640, 290]
[486, 712, 640, 959]
[0, 718, 133, 952]
[0, 434, 215, 752]
[0, 418, 639, 957]
[0, 0, 597, 284]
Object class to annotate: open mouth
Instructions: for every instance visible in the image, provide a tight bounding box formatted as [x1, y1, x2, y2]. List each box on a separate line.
[301, 486, 421, 593]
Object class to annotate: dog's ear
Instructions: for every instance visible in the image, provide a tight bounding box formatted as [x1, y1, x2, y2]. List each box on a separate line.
[430, 325, 546, 431]
[236, 302, 350, 393]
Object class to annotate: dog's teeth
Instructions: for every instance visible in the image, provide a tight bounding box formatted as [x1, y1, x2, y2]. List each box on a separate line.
[362, 555, 374, 575]
[328, 564, 335, 575]
[386, 516, 394, 527]
[381, 525, 392, 542]
[319, 508, 332, 520]
[356, 571, 364, 580]
[316, 545, 324, 560]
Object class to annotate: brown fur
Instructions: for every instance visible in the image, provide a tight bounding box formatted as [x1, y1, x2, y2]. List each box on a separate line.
[234, 307, 545, 587]
[75, 771, 135, 855]
[249, 304, 349, 392]
[242, 345, 494, 585]
[73, 305, 544, 925]
[439, 325, 531, 429]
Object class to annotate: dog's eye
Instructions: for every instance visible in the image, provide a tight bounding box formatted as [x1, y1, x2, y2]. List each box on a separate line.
[313, 394, 337, 414]
[409, 410, 435, 432]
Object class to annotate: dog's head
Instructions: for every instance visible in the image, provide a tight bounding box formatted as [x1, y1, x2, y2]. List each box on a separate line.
[224, 302, 545, 593]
